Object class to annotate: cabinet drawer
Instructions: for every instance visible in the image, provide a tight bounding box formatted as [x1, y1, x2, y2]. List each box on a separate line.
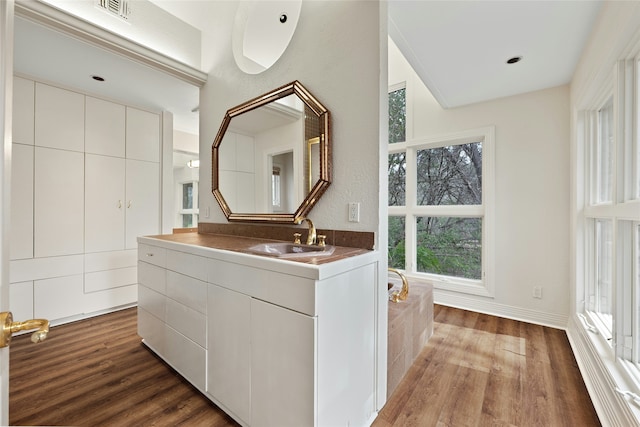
[166, 298, 206, 347]
[138, 284, 165, 321]
[138, 307, 165, 354]
[208, 259, 317, 316]
[166, 270, 207, 314]
[138, 261, 166, 294]
[85, 266, 137, 292]
[166, 249, 207, 281]
[165, 326, 205, 391]
[138, 244, 166, 268]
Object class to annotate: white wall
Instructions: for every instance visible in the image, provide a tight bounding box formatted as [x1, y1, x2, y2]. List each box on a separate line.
[198, 1, 384, 235]
[390, 40, 571, 327]
[174, 129, 198, 154]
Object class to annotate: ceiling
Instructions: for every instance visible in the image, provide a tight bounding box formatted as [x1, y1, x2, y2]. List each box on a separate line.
[388, 0, 603, 108]
[13, 15, 200, 134]
[13, 1, 604, 137]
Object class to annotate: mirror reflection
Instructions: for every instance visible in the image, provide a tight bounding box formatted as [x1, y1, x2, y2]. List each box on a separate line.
[212, 81, 330, 223]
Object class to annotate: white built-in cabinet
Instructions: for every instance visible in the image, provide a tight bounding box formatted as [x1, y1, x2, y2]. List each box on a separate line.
[138, 237, 379, 427]
[10, 76, 162, 324]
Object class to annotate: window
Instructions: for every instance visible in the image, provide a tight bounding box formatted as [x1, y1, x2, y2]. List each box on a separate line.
[581, 58, 640, 384]
[387, 84, 494, 296]
[271, 166, 281, 210]
[388, 85, 406, 144]
[180, 180, 199, 228]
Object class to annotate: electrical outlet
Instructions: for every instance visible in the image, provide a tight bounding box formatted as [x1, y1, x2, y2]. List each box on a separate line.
[533, 286, 542, 299]
[348, 202, 360, 222]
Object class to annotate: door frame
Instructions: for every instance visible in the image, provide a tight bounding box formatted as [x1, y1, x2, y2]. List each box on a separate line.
[0, 0, 15, 424]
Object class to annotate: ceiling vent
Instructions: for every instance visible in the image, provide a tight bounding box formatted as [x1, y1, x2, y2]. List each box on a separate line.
[96, 0, 131, 20]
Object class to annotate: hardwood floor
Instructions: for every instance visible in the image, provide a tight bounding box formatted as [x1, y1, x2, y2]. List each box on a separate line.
[374, 305, 601, 427]
[9, 305, 600, 426]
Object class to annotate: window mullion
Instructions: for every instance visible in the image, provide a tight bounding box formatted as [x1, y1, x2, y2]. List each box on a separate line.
[405, 147, 417, 273]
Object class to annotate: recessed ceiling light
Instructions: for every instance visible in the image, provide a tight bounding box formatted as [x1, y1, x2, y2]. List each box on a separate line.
[506, 56, 522, 65]
[91, 75, 105, 82]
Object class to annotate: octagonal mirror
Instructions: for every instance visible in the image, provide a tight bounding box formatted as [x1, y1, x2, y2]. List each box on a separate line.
[212, 81, 331, 223]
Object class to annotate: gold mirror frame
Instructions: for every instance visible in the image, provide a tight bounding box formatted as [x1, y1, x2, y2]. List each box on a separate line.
[212, 81, 331, 224]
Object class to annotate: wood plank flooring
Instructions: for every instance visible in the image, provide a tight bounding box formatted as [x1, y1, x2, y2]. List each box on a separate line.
[9, 305, 600, 426]
[375, 305, 601, 427]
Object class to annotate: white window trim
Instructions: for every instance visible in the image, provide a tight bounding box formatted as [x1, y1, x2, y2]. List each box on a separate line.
[579, 53, 640, 403]
[389, 126, 495, 297]
[178, 179, 199, 216]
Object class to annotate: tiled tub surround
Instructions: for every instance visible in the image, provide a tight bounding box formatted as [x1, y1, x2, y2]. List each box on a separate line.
[137, 233, 380, 427]
[386, 280, 434, 398]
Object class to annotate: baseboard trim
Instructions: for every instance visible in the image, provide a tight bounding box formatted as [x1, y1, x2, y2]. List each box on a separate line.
[433, 290, 569, 329]
[566, 315, 640, 427]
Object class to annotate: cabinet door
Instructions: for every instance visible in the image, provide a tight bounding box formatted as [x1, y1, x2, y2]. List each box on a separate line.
[11, 143, 33, 260]
[251, 298, 316, 427]
[34, 147, 84, 258]
[125, 159, 159, 249]
[12, 76, 34, 145]
[85, 97, 125, 157]
[126, 107, 159, 163]
[34, 83, 84, 152]
[207, 284, 251, 424]
[85, 154, 125, 253]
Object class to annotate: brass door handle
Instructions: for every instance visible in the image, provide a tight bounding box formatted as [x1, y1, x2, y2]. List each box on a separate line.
[0, 312, 49, 348]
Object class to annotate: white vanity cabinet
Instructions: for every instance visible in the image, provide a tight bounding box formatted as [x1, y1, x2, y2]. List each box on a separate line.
[137, 244, 207, 391]
[250, 298, 316, 426]
[207, 283, 251, 424]
[137, 236, 380, 427]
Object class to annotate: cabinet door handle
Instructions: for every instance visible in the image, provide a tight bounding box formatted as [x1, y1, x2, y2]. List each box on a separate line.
[118, 200, 122, 209]
[146, 253, 154, 257]
[127, 200, 132, 208]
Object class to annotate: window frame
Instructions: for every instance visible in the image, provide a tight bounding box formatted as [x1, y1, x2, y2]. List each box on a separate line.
[388, 126, 495, 297]
[179, 179, 199, 228]
[580, 55, 640, 391]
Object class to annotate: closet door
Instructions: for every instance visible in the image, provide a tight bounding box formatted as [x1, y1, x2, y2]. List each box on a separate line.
[85, 154, 125, 253]
[126, 107, 160, 163]
[125, 159, 159, 249]
[12, 76, 34, 145]
[10, 144, 33, 260]
[34, 83, 84, 152]
[34, 147, 84, 258]
[85, 97, 125, 157]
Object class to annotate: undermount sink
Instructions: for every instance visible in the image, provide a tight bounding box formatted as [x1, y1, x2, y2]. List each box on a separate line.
[247, 242, 335, 258]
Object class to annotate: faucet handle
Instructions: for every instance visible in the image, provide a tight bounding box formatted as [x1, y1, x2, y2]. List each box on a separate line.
[317, 235, 326, 247]
[293, 233, 302, 244]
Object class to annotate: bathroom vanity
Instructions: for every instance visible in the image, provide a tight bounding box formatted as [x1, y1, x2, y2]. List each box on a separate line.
[137, 232, 380, 427]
